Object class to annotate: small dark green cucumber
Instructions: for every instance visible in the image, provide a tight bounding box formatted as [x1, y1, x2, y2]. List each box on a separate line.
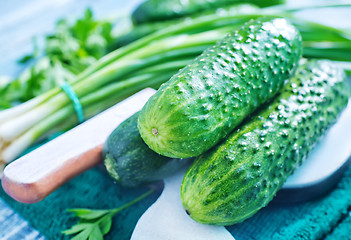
[132, 0, 285, 24]
[103, 112, 188, 187]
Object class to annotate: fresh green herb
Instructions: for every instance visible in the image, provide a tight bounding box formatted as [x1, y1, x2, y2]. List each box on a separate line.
[62, 189, 154, 239]
[0, 9, 113, 109]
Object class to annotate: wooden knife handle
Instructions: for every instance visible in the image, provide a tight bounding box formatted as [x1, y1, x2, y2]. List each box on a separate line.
[2, 145, 103, 204]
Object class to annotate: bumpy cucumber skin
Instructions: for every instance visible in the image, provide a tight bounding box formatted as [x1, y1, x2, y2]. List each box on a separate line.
[132, 0, 285, 24]
[138, 18, 302, 158]
[103, 112, 188, 187]
[180, 60, 350, 226]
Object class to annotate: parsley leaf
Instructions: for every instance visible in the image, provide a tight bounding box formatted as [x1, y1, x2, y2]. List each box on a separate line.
[63, 189, 153, 239]
[0, 8, 114, 110]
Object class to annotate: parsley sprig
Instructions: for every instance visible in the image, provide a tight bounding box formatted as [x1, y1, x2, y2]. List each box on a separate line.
[62, 189, 154, 240]
[0, 9, 113, 109]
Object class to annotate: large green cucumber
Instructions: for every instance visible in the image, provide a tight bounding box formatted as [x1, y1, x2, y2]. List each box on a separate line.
[132, 0, 285, 24]
[138, 18, 302, 158]
[180, 60, 351, 225]
[103, 112, 188, 187]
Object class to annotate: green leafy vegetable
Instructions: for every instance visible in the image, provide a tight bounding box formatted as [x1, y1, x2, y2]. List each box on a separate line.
[62, 189, 154, 239]
[0, 9, 113, 109]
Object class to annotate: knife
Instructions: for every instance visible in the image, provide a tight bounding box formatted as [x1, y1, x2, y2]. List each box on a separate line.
[1, 88, 156, 203]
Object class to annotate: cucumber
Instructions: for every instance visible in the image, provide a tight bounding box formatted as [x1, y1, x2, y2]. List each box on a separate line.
[132, 0, 285, 24]
[180, 60, 351, 226]
[114, 4, 258, 48]
[138, 18, 302, 158]
[103, 112, 188, 187]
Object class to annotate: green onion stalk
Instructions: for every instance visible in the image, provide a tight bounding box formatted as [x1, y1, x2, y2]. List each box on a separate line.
[1, 4, 351, 170]
[0, 28, 228, 168]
